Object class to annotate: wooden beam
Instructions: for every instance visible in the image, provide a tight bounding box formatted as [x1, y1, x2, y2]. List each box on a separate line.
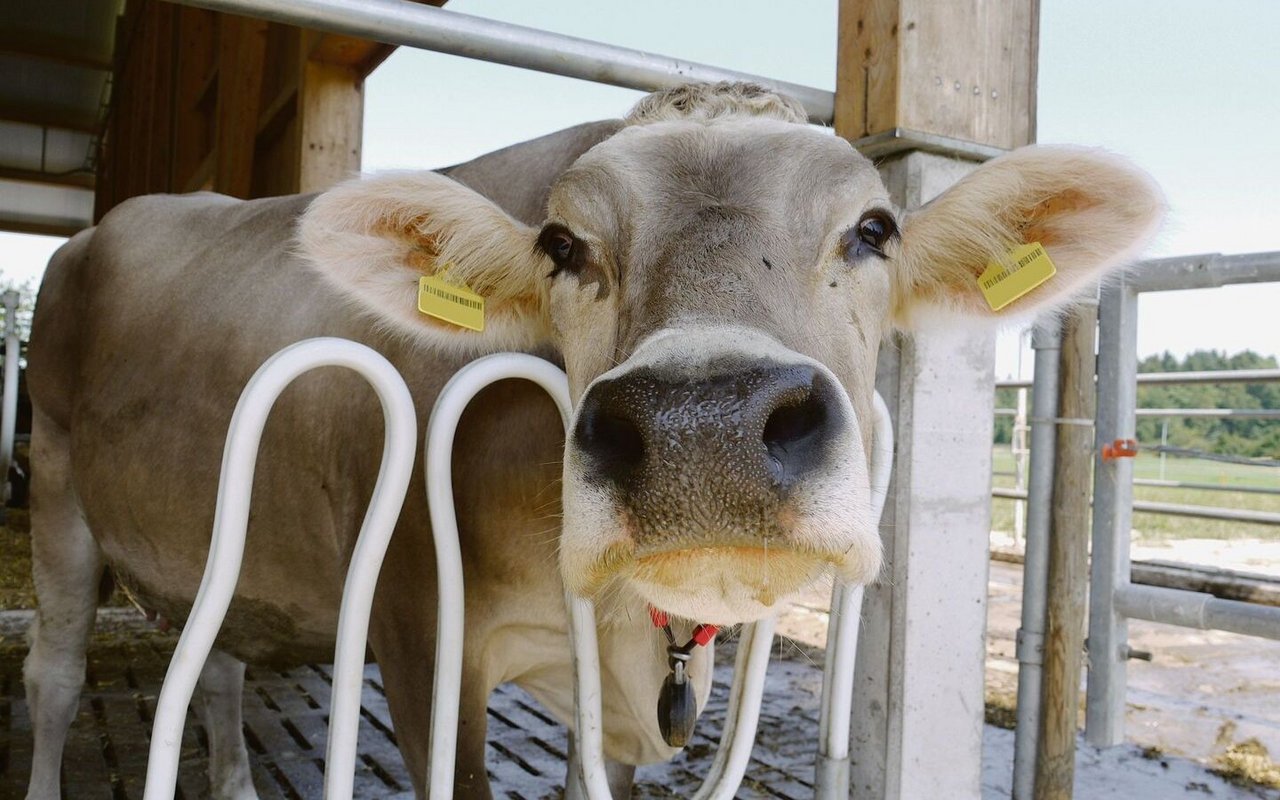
[308, 35, 394, 79]
[0, 35, 113, 72]
[145, 2, 177, 197]
[307, 0, 445, 79]
[171, 7, 217, 193]
[0, 167, 94, 190]
[0, 218, 84, 238]
[183, 151, 214, 193]
[0, 106, 98, 135]
[255, 79, 297, 142]
[212, 15, 269, 197]
[835, 0, 1038, 150]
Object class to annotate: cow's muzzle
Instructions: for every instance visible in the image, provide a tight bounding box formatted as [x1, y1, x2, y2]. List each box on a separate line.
[574, 363, 843, 509]
[559, 329, 879, 623]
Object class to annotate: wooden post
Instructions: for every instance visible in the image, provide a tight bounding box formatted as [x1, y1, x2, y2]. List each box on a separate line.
[836, 0, 1038, 153]
[297, 31, 364, 193]
[837, 2, 1039, 798]
[1034, 302, 1098, 799]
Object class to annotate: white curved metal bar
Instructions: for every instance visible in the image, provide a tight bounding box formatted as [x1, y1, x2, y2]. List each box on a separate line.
[144, 338, 418, 800]
[425, 356, 894, 799]
[424, 353, 574, 798]
[814, 392, 895, 797]
[429, 354, 775, 799]
[566, 592, 620, 799]
[687, 616, 777, 800]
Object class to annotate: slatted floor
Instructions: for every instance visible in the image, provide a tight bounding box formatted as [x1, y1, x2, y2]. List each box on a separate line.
[0, 613, 825, 799]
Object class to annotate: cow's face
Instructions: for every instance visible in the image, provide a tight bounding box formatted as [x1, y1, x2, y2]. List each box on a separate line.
[301, 83, 1163, 625]
[545, 115, 893, 622]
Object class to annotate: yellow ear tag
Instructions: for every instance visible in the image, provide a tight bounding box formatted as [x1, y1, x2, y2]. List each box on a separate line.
[418, 266, 485, 332]
[978, 242, 1057, 311]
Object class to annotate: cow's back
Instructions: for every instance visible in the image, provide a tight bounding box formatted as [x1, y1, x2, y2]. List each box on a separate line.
[29, 192, 457, 663]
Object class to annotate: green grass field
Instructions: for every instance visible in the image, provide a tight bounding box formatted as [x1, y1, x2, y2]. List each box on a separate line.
[991, 448, 1280, 541]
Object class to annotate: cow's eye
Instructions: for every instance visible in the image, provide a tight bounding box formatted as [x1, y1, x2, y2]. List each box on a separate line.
[549, 233, 574, 261]
[539, 225, 580, 275]
[842, 210, 898, 263]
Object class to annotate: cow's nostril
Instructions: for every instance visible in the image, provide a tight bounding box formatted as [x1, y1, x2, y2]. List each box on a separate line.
[762, 391, 828, 486]
[575, 407, 646, 483]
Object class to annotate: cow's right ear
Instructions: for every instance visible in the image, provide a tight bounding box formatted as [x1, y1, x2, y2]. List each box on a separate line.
[298, 171, 552, 352]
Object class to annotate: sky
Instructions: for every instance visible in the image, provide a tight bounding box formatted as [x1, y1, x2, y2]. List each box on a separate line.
[2, 0, 1277, 379]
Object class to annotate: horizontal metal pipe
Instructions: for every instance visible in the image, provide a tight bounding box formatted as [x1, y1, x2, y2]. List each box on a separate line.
[996, 368, 1280, 390]
[992, 488, 1280, 525]
[1126, 251, 1280, 293]
[165, 0, 837, 123]
[995, 407, 1280, 419]
[1136, 408, 1280, 419]
[1131, 499, 1280, 525]
[993, 487, 1026, 499]
[1134, 369, 1280, 385]
[1115, 583, 1280, 640]
[992, 548, 1280, 609]
[1134, 478, 1280, 496]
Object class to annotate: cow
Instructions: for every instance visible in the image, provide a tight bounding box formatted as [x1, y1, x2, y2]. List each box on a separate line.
[22, 82, 1162, 799]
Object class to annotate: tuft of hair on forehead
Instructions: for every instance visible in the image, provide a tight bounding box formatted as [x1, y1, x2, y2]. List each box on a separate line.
[625, 82, 808, 126]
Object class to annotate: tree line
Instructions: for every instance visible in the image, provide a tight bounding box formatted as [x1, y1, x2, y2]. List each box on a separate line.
[994, 349, 1279, 459]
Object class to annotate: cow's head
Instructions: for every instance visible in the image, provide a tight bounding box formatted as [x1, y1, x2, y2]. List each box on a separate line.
[301, 83, 1162, 625]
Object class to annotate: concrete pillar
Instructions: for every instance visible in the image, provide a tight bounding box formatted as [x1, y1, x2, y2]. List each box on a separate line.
[850, 151, 995, 800]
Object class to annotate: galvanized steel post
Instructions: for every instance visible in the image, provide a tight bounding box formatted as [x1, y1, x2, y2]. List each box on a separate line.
[1011, 320, 1061, 799]
[1084, 279, 1140, 746]
[0, 290, 20, 504]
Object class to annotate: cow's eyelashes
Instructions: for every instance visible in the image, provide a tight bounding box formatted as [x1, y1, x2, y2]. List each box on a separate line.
[841, 210, 899, 264]
[538, 225, 583, 278]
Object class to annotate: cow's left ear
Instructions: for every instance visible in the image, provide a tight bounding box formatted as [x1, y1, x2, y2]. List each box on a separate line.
[891, 146, 1164, 326]
[298, 171, 551, 352]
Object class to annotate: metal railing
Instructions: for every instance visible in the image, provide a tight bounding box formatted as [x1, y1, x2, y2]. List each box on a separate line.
[993, 486, 1280, 525]
[165, 0, 835, 123]
[992, 357, 1280, 527]
[0, 290, 19, 504]
[996, 367, 1280, 389]
[1085, 250, 1280, 748]
[143, 339, 420, 800]
[144, 340, 897, 798]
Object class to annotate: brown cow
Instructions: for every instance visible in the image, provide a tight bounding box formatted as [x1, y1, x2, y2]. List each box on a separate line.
[23, 83, 1162, 799]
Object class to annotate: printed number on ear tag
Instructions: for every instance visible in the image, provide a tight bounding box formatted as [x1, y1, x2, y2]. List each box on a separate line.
[657, 660, 697, 748]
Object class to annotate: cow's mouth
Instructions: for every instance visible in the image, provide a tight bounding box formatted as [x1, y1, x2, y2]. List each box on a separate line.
[627, 545, 836, 625]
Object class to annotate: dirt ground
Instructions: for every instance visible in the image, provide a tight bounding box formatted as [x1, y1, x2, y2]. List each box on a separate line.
[775, 549, 1280, 788]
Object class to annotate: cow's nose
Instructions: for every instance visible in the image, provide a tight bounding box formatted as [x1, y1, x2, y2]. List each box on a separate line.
[573, 364, 843, 491]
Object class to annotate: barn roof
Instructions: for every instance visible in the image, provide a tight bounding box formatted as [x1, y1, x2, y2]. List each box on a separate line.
[0, 0, 123, 237]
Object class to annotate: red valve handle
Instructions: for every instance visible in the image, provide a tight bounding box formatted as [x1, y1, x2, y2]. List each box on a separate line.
[1102, 438, 1138, 461]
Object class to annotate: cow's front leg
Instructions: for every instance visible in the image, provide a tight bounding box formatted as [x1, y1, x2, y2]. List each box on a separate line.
[194, 649, 257, 799]
[374, 642, 493, 799]
[369, 580, 493, 800]
[565, 734, 637, 799]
